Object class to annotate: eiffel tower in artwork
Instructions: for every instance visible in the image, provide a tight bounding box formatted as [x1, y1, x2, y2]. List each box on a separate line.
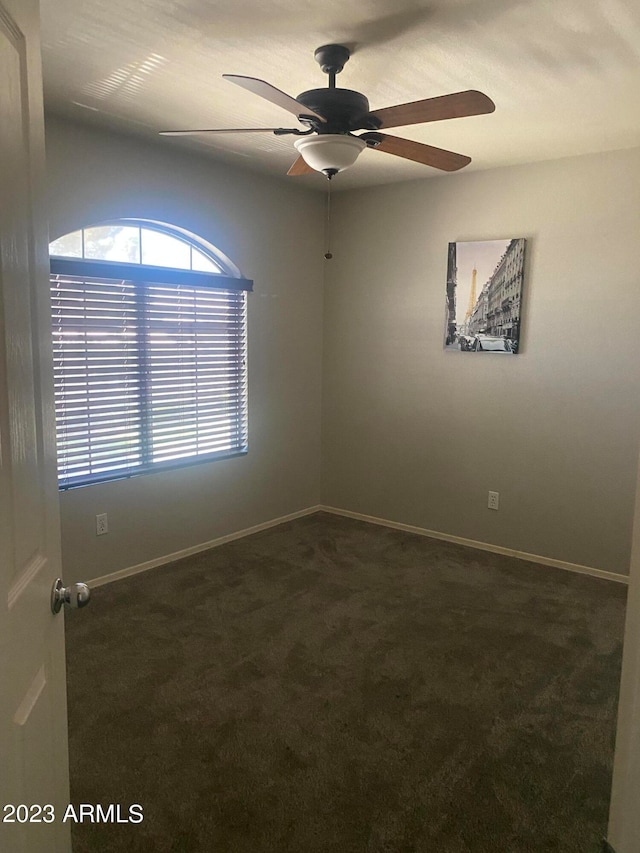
[464, 265, 477, 329]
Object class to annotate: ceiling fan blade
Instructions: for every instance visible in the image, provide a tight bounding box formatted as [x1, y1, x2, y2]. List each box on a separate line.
[287, 155, 315, 176]
[370, 90, 495, 130]
[223, 75, 327, 123]
[160, 127, 288, 136]
[369, 133, 471, 171]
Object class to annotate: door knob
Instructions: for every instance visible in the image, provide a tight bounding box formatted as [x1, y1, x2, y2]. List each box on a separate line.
[51, 578, 91, 614]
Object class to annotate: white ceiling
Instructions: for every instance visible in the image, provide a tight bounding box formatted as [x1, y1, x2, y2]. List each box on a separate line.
[40, 0, 640, 190]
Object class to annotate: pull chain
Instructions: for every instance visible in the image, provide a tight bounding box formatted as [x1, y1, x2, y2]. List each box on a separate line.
[324, 176, 333, 260]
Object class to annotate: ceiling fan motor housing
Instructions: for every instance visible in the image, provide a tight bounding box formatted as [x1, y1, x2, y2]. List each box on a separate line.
[296, 88, 379, 133]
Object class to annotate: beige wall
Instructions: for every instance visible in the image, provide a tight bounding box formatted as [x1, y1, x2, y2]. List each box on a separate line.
[322, 147, 640, 575]
[45, 121, 640, 581]
[45, 117, 325, 583]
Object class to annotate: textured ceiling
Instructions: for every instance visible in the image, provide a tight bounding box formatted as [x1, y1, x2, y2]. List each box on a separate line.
[40, 0, 640, 190]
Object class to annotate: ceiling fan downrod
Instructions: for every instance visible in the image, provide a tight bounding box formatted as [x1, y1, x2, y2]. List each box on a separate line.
[314, 44, 351, 89]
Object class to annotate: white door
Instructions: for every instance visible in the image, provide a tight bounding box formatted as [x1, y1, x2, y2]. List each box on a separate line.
[608, 455, 640, 851]
[0, 0, 72, 850]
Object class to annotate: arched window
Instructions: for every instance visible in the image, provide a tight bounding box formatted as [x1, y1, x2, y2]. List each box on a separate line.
[50, 220, 252, 489]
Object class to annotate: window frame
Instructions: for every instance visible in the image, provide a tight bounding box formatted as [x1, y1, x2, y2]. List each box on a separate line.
[50, 221, 252, 490]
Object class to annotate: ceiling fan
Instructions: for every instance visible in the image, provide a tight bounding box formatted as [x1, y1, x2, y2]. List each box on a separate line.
[160, 44, 495, 179]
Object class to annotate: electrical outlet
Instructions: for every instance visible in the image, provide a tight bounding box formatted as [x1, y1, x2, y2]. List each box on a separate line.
[488, 491, 500, 511]
[96, 513, 108, 535]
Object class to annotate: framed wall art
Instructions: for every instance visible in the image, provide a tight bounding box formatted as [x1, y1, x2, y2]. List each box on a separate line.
[445, 238, 526, 354]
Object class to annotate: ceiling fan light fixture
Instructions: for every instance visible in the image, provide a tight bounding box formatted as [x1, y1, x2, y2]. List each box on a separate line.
[294, 135, 366, 176]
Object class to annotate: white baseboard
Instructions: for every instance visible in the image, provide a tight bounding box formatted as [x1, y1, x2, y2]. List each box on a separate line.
[91, 502, 629, 589]
[320, 505, 629, 586]
[90, 506, 323, 587]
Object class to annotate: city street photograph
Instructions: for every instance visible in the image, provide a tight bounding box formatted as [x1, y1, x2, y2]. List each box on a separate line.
[445, 238, 526, 354]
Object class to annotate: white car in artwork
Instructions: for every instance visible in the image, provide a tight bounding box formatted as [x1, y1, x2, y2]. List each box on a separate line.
[471, 335, 513, 353]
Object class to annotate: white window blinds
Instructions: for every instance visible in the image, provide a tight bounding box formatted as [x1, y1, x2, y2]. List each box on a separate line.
[51, 262, 249, 489]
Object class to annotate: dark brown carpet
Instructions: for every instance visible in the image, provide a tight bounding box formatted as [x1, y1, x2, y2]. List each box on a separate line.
[65, 512, 626, 853]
